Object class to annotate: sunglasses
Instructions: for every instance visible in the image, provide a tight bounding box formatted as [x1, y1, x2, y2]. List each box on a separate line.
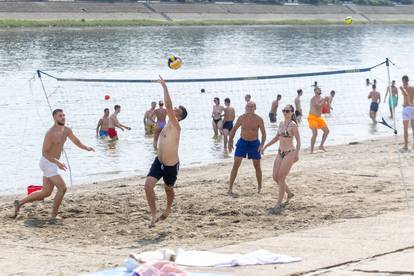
[282, 109, 291, 113]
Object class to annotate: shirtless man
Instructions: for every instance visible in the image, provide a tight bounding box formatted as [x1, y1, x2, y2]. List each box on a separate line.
[228, 101, 266, 195]
[12, 109, 94, 219]
[308, 87, 330, 153]
[322, 90, 335, 114]
[384, 80, 398, 119]
[294, 89, 303, 123]
[144, 76, 187, 227]
[153, 100, 167, 149]
[269, 94, 282, 123]
[368, 85, 381, 124]
[245, 94, 251, 103]
[212, 97, 224, 136]
[222, 98, 236, 149]
[108, 105, 131, 141]
[96, 108, 110, 137]
[144, 101, 157, 135]
[400, 75, 414, 150]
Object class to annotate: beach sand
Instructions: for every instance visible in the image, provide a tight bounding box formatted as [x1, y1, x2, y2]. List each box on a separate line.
[0, 136, 413, 275]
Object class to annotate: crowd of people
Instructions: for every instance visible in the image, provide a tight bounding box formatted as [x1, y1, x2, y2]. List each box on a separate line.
[11, 75, 414, 226]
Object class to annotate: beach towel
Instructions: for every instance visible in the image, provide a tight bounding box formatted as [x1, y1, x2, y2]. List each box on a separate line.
[130, 249, 301, 267]
[132, 261, 186, 276]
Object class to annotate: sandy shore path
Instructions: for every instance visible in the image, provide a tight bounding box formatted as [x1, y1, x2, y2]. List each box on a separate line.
[0, 136, 413, 275]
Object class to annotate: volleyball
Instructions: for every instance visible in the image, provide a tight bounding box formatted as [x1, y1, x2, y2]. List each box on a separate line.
[345, 16, 353, 25]
[168, 55, 182, 70]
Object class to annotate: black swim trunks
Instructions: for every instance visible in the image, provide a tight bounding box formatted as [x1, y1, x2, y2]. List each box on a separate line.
[147, 157, 179, 187]
[222, 121, 233, 131]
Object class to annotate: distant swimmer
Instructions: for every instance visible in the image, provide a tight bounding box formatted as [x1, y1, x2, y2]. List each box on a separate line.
[261, 104, 300, 214]
[153, 100, 167, 149]
[144, 101, 157, 135]
[308, 86, 330, 153]
[322, 90, 335, 114]
[144, 75, 187, 227]
[368, 84, 381, 124]
[228, 101, 266, 195]
[245, 94, 251, 103]
[384, 80, 398, 119]
[294, 89, 303, 123]
[108, 105, 131, 141]
[400, 75, 414, 151]
[12, 109, 94, 220]
[269, 94, 282, 123]
[222, 98, 236, 149]
[212, 97, 224, 136]
[96, 108, 110, 137]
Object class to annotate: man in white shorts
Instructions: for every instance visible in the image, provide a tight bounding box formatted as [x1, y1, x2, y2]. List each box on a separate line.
[400, 75, 414, 150]
[12, 109, 94, 220]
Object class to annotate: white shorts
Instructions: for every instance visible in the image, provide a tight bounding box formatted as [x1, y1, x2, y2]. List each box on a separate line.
[39, 157, 59, 178]
[403, 106, 414, 121]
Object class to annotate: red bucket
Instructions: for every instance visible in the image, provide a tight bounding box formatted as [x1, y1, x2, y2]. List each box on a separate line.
[27, 185, 42, 195]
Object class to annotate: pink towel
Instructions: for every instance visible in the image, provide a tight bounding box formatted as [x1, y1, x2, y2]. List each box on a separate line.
[133, 261, 187, 276]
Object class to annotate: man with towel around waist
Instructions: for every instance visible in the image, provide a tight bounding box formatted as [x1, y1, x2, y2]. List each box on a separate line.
[12, 109, 94, 220]
[144, 76, 188, 227]
[308, 86, 330, 153]
[228, 101, 266, 195]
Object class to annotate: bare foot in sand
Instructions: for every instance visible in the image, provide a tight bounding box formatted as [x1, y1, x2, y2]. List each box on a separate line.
[258, 184, 262, 194]
[156, 213, 169, 222]
[319, 145, 327, 152]
[48, 216, 62, 224]
[285, 192, 294, 204]
[400, 147, 408, 153]
[267, 205, 283, 215]
[149, 217, 157, 228]
[10, 200, 20, 219]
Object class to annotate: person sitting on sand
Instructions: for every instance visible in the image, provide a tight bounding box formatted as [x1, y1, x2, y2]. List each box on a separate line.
[308, 86, 329, 153]
[261, 104, 300, 214]
[12, 109, 94, 220]
[144, 76, 188, 227]
[368, 84, 381, 124]
[96, 108, 110, 137]
[108, 105, 131, 141]
[228, 101, 266, 195]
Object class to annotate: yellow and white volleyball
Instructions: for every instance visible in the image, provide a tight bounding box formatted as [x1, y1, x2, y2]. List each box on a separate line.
[345, 16, 353, 25]
[167, 55, 182, 70]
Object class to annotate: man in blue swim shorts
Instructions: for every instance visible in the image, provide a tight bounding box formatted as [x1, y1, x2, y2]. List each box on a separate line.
[228, 101, 266, 195]
[96, 108, 110, 137]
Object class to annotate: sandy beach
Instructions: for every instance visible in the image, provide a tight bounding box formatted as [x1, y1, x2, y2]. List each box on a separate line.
[0, 136, 413, 275]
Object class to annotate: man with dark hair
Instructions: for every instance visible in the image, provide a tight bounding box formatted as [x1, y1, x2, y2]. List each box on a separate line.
[108, 105, 131, 141]
[368, 84, 381, 124]
[294, 89, 303, 123]
[96, 108, 110, 137]
[212, 97, 224, 136]
[144, 101, 157, 135]
[12, 109, 94, 220]
[153, 100, 167, 149]
[269, 94, 282, 123]
[144, 75, 187, 227]
[222, 98, 236, 150]
[308, 86, 330, 153]
[400, 75, 414, 150]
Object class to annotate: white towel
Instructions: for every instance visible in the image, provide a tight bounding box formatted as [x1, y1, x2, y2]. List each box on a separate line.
[130, 249, 301, 268]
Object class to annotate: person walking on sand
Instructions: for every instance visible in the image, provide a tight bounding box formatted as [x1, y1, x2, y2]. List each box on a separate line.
[384, 80, 398, 119]
[144, 76, 188, 227]
[12, 109, 94, 220]
[211, 97, 224, 137]
[222, 98, 236, 150]
[269, 94, 282, 123]
[400, 75, 414, 151]
[261, 104, 300, 214]
[228, 101, 266, 195]
[144, 101, 157, 135]
[153, 100, 167, 149]
[96, 108, 110, 137]
[108, 105, 131, 141]
[308, 86, 329, 153]
[368, 84, 381, 124]
[294, 89, 303, 123]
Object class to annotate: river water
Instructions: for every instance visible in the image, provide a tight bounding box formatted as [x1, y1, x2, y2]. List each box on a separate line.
[1, 25, 413, 194]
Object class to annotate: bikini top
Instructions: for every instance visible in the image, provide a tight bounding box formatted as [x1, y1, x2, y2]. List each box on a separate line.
[278, 121, 292, 138]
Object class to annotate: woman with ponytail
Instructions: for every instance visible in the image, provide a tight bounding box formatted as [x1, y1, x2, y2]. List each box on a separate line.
[261, 104, 301, 214]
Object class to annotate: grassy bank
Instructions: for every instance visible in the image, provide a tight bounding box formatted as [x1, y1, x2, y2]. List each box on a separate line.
[2, 18, 414, 28]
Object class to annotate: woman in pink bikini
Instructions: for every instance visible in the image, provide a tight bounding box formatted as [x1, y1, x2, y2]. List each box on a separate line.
[261, 104, 301, 214]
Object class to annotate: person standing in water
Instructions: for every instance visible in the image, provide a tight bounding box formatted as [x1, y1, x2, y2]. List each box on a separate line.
[96, 108, 110, 137]
[368, 84, 381, 124]
[245, 94, 251, 103]
[153, 100, 167, 149]
[211, 97, 224, 137]
[222, 98, 236, 150]
[384, 80, 398, 119]
[144, 76, 188, 227]
[261, 104, 300, 214]
[322, 90, 335, 114]
[108, 105, 131, 141]
[12, 109, 94, 220]
[228, 101, 266, 195]
[144, 101, 157, 135]
[294, 89, 303, 123]
[269, 94, 282, 123]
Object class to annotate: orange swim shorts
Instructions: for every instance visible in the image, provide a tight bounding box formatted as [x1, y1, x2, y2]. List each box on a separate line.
[308, 114, 327, 129]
